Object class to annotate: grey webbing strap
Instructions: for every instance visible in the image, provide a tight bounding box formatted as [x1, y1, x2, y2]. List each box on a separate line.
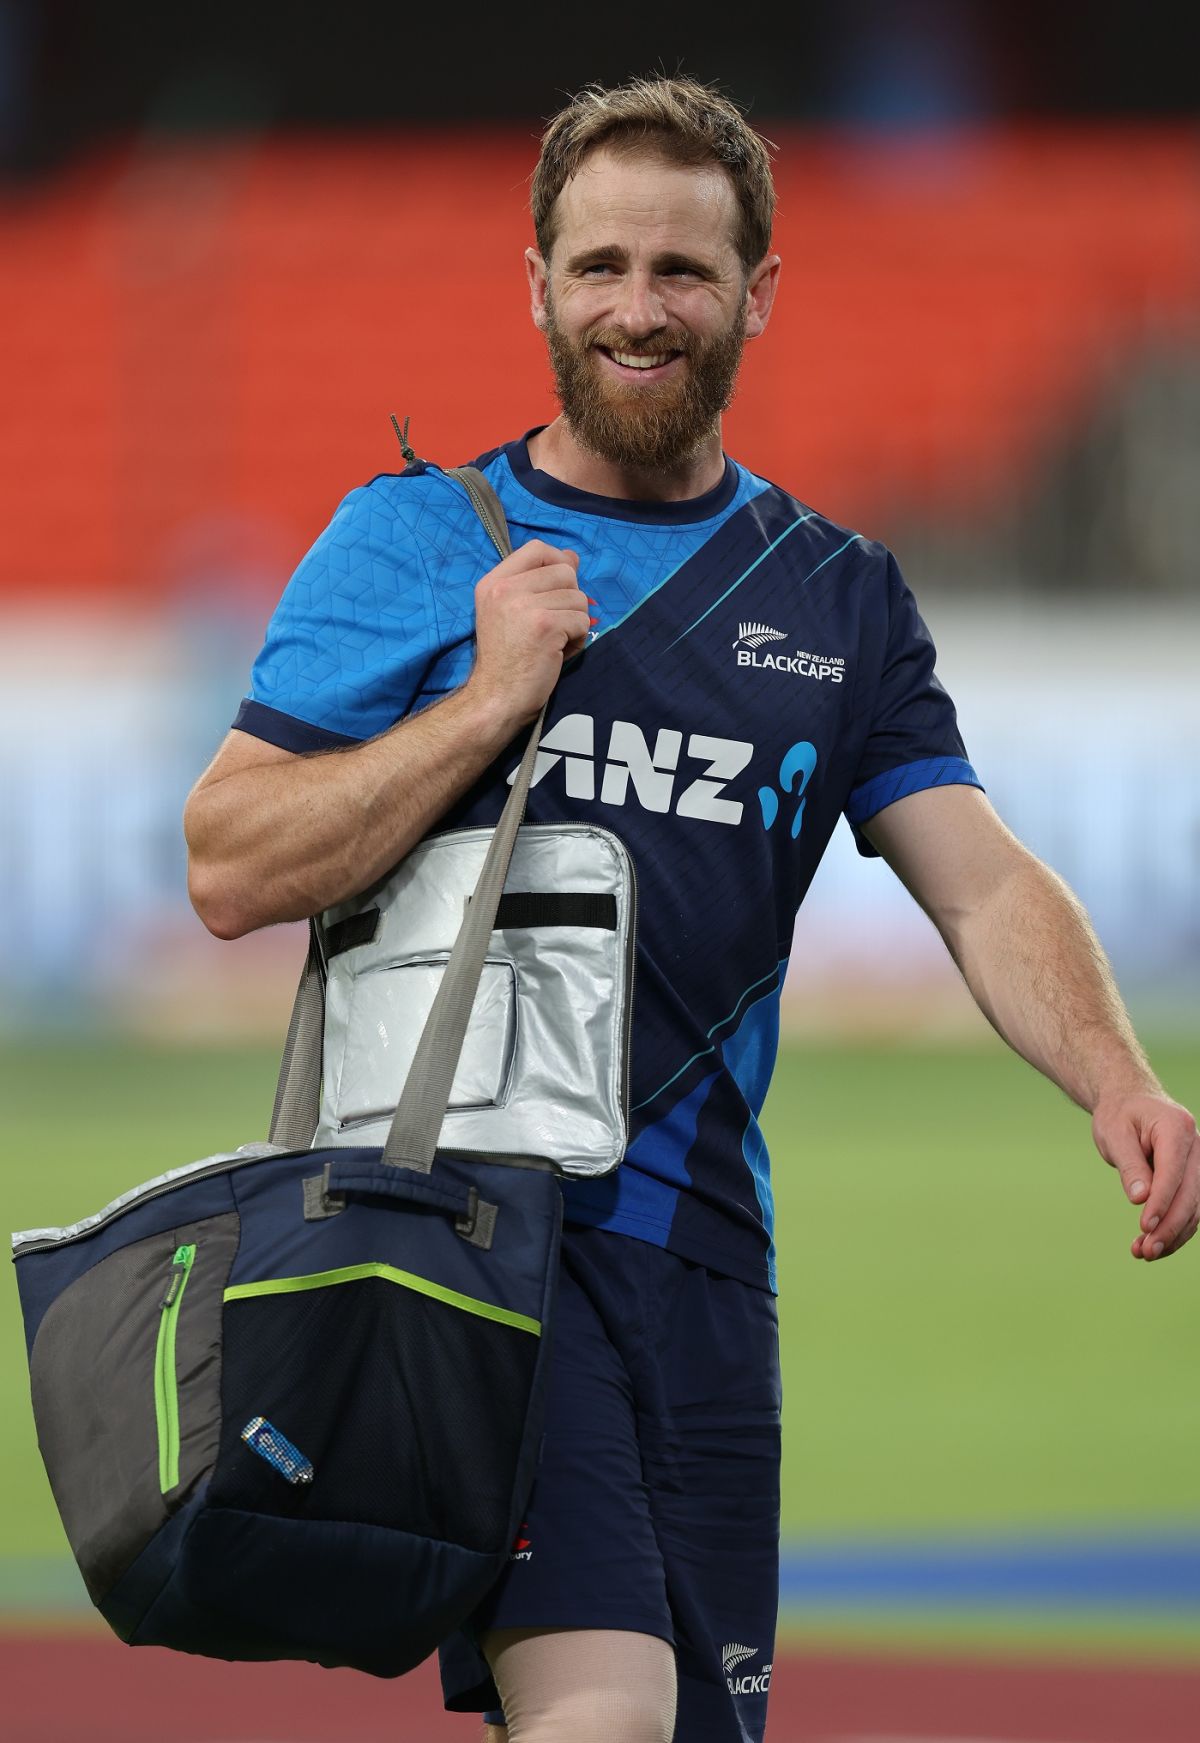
[448, 464, 512, 560]
[381, 694, 546, 1171]
[381, 466, 541, 1172]
[268, 920, 324, 1148]
[267, 464, 548, 1172]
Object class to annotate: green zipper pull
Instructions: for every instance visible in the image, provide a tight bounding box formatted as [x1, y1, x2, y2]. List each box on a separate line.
[155, 1243, 197, 1492]
[159, 1243, 194, 1307]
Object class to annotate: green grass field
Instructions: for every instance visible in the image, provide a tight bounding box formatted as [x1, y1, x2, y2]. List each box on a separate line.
[3, 1034, 1198, 1649]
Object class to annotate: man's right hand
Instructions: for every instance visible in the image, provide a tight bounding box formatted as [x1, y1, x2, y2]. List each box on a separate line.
[466, 540, 593, 728]
[186, 541, 594, 938]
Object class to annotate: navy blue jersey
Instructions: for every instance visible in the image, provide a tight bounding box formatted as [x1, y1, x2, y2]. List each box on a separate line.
[235, 432, 982, 1291]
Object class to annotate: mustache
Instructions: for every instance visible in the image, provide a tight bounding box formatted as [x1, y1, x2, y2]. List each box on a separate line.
[583, 326, 695, 358]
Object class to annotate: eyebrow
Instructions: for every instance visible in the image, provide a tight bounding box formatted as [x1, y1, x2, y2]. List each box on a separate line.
[562, 244, 715, 277]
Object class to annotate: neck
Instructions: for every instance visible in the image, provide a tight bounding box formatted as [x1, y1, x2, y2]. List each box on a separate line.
[526, 416, 726, 503]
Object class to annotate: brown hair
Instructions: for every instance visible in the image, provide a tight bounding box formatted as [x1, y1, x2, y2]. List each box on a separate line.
[531, 75, 776, 271]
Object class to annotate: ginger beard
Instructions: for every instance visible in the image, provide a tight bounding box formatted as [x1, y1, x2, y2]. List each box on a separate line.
[543, 288, 747, 473]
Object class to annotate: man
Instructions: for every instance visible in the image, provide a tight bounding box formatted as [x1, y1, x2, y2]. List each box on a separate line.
[184, 76, 1198, 1743]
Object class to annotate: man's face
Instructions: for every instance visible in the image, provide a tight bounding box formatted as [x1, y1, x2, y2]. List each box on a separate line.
[528, 148, 778, 472]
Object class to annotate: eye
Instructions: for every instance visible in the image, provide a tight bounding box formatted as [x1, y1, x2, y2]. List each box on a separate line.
[581, 262, 617, 277]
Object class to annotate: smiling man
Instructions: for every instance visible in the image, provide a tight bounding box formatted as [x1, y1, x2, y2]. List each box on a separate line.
[184, 76, 1199, 1743]
[532, 137, 768, 487]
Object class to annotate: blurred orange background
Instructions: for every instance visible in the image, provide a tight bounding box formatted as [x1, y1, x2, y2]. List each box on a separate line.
[4, 126, 1197, 607]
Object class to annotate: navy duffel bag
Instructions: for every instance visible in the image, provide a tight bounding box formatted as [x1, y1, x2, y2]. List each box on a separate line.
[13, 1140, 561, 1677]
[12, 464, 577, 1678]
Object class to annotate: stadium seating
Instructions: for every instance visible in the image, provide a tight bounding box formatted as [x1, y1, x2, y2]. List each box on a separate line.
[2, 127, 1196, 598]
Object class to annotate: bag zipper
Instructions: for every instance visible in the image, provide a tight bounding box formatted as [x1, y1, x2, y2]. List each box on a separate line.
[11, 1143, 289, 1258]
[154, 1243, 196, 1493]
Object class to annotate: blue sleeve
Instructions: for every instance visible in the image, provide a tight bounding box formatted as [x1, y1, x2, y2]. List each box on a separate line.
[844, 553, 982, 856]
[233, 480, 438, 752]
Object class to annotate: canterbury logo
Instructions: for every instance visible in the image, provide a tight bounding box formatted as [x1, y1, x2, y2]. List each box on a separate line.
[733, 621, 786, 649]
[721, 1643, 757, 1674]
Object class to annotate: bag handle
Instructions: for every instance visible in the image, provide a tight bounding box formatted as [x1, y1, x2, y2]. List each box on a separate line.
[324, 1156, 475, 1219]
[269, 465, 549, 1176]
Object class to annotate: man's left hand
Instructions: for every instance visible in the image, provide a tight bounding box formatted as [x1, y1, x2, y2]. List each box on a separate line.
[1092, 1095, 1200, 1261]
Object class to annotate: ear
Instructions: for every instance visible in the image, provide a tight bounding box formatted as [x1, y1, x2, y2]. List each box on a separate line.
[525, 247, 549, 332]
[743, 254, 781, 341]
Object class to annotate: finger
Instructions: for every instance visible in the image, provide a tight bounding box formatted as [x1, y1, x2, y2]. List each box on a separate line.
[515, 542, 578, 571]
[1140, 1116, 1197, 1232]
[1094, 1117, 1153, 1208]
[521, 540, 577, 568]
[530, 589, 592, 617]
[1139, 1200, 1198, 1261]
[1139, 1220, 1193, 1261]
[492, 541, 578, 576]
[502, 565, 588, 597]
[1141, 1140, 1200, 1259]
[560, 608, 594, 647]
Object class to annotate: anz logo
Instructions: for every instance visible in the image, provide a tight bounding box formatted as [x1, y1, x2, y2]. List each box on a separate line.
[508, 713, 753, 826]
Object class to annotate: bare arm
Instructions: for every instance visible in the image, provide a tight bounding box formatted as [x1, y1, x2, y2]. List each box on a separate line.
[184, 539, 592, 939]
[863, 785, 1200, 1261]
[185, 691, 519, 938]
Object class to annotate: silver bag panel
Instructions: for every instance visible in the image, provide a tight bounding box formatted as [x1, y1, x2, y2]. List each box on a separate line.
[314, 823, 636, 1177]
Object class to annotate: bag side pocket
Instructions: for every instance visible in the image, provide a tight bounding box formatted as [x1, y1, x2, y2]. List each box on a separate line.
[29, 1210, 239, 1602]
[154, 1242, 196, 1492]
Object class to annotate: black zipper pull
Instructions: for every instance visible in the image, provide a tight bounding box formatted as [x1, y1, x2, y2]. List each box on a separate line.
[389, 413, 422, 467]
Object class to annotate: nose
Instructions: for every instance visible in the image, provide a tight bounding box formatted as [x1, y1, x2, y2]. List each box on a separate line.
[613, 268, 667, 338]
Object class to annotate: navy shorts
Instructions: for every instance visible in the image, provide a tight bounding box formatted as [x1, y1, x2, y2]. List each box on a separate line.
[438, 1224, 782, 1742]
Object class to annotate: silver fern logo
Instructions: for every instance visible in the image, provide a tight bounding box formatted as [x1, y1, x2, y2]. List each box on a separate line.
[733, 621, 787, 650]
[722, 1641, 773, 1696]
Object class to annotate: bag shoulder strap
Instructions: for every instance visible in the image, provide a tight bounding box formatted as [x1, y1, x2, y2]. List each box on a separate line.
[269, 462, 548, 1171]
[446, 465, 510, 561]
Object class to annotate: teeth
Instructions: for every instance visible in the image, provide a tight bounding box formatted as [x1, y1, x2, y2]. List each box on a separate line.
[610, 350, 671, 370]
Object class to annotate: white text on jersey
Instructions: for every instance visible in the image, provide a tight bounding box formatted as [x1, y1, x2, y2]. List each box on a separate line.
[508, 714, 753, 827]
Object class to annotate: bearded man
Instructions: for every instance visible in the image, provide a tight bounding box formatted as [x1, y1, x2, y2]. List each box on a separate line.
[184, 76, 1200, 1743]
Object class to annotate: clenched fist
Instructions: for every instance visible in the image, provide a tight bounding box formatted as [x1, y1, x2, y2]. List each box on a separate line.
[465, 540, 594, 728]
